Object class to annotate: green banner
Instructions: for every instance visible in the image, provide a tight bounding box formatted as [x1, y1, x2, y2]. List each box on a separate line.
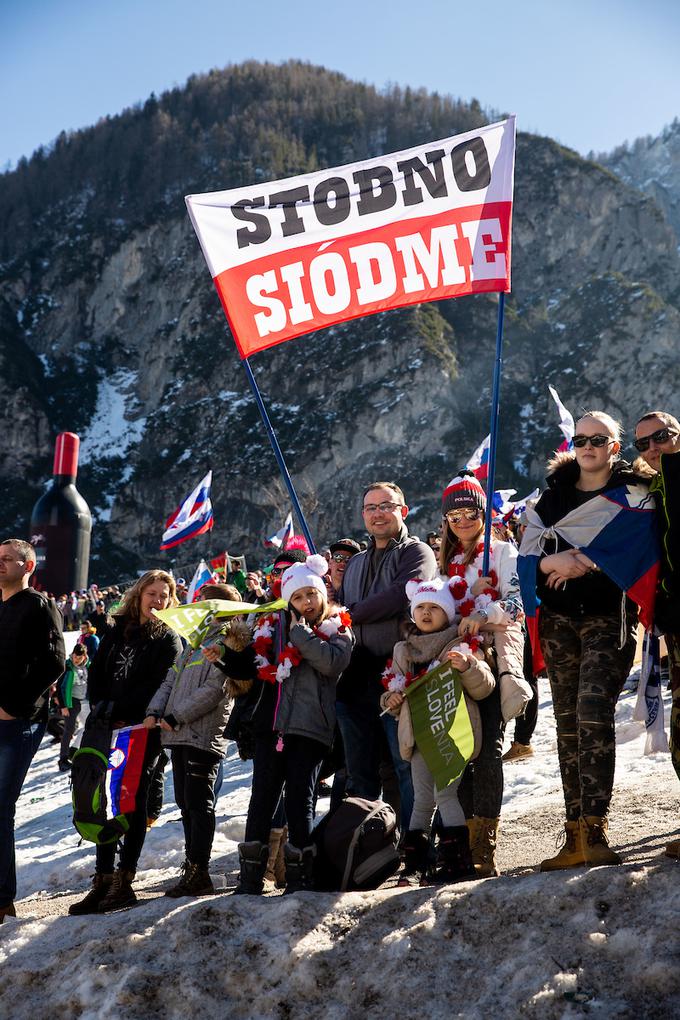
[154, 598, 286, 649]
[405, 660, 475, 791]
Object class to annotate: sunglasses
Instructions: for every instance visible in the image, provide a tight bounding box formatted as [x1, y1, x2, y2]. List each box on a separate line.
[331, 553, 352, 563]
[633, 427, 678, 452]
[270, 565, 290, 577]
[572, 434, 613, 449]
[444, 507, 481, 524]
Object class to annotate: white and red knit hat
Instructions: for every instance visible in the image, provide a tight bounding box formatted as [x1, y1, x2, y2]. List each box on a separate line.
[281, 554, 329, 603]
[405, 577, 457, 624]
[441, 470, 486, 514]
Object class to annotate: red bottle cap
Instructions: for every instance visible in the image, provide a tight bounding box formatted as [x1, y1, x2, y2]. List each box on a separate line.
[53, 432, 80, 477]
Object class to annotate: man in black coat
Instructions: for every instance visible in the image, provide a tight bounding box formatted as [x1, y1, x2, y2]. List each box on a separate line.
[0, 538, 65, 921]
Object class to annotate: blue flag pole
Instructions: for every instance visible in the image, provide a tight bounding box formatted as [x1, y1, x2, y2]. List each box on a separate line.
[482, 291, 506, 576]
[242, 356, 317, 554]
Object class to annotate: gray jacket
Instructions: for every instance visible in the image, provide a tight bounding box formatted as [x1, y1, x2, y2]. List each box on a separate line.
[146, 643, 233, 757]
[340, 523, 438, 656]
[274, 621, 354, 747]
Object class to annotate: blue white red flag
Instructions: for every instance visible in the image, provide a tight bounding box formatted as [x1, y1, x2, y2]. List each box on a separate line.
[160, 471, 214, 551]
[518, 482, 659, 630]
[548, 385, 575, 452]
[492, 489, 517, 516]
[511, 487, 541, 518]
[187, 559, 215, 603]
[465, 435, 490, 482]
[106, 725, 149, 818]
[265, 512, 294, 549]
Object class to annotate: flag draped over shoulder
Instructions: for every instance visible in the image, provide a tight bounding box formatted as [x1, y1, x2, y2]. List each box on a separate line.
[155, 598, 286, 649]
[185, 118, 516, 358]
[518, 483, 660, 630]
[405, 661, 474, 791]
[161, 471, 214, 550]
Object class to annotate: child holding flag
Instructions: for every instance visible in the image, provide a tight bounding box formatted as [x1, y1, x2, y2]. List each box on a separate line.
[381, 577, 495, 885]
[206, 554, 353, 894]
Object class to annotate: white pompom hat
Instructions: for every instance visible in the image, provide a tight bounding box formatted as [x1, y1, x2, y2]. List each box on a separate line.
[281, 554, 329, 603]
[405, 577, 457, 624]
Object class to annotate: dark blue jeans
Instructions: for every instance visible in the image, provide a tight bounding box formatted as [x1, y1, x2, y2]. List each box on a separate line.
[0, 717, 46, 905]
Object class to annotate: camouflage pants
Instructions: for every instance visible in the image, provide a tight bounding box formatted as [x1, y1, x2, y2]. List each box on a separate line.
[666, 633, 680, 783]
[539, 608, 636, 821]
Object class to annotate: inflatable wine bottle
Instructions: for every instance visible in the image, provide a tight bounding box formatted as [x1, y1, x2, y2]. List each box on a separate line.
[30, 432, 92, 593]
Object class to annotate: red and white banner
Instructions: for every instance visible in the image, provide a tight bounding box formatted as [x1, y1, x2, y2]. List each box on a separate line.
[186, 117, 515, 359]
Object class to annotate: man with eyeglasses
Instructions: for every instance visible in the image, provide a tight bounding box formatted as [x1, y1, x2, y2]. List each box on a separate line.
[634, 411, 680, 858]
[336, 482, 437, 827]
[0, 538, 65, 921]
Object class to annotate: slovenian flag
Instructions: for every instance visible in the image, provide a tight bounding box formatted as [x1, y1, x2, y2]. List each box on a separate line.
[106, 725, 149, 818]
[518, 482, 660, 631]
[187, 559, 215, 603]
[465, 435, 490, 481]
[492, 488, 517, 516]
[160, 471, 214, 551]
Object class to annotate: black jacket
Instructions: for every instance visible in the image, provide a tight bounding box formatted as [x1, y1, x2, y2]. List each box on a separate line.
[0, 587, 66, 719]
[534, 455, 649, 618]
[87, 618, 182, 724]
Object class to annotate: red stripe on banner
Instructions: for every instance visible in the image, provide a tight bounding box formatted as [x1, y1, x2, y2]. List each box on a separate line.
[117, 727, 148, 815]
[628, 563, 659, 631]
[214, 201, 512, 358]
[526, 613, 546, 677]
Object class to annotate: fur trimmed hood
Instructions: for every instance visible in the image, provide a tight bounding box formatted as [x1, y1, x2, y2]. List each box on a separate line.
[545, 452, 645, 490]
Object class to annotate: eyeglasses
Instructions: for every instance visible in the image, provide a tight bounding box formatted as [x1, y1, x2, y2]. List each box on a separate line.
[633, 427, 678, 452]
[444, 508, 481, 524]
[362, 501, 403, 515]
[331, 553, 352, 563]
[572, 434, 614, 449]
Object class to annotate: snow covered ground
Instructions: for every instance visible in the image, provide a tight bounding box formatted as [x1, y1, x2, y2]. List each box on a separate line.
[2, 672, 679, 1019]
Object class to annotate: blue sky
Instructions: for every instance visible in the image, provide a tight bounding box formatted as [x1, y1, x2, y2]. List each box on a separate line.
[2, 0, 679, 169]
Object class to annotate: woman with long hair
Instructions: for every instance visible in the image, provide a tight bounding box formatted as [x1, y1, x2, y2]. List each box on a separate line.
[69, 570, 182, 914]
[524, 411, 649, 870]
[438, 471, 526, 877]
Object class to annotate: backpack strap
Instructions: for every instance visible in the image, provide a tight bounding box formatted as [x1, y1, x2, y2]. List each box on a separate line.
[340, 803, 385, 892]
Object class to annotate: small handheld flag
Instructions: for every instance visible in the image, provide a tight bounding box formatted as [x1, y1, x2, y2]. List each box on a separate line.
[265, 512, 294, 549]
[465, 435, 491, 482]
[548, 385, 575, 452]
[161, 471, 214, 551]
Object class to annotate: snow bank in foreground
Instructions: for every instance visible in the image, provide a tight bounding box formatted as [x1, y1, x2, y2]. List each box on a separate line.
[2, 865, 680, 1019]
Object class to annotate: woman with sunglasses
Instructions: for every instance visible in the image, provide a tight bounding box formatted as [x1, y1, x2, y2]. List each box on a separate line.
[439, 471, 526, 877]
[530, 411, 648, 871]
[633, 410, 680, 859]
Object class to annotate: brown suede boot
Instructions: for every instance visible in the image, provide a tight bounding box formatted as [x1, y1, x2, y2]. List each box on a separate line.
[68, 873, 114, 915]
[665, 837, 680, 859]
[264, 826, 287, 889]
[539, 820, 585, 872]
[580, 815, 622, 867]
[469, 816, 500, 877]
[97, 868, 138, 912]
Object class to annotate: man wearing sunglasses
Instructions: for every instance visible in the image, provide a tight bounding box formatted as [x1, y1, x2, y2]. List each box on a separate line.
[336, 482, 437, 829]
[327, 538, 360, 600]
[634, 411, 680, 858]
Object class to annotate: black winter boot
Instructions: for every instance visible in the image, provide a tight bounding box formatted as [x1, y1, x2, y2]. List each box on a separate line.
[68, 873, 114, 915]
[234, 841, 268, 895]
[97, 868, 138, 912]
[397, 830, 431, 887]
[283, 844, 316, 894]
[432, 826, 476, 885]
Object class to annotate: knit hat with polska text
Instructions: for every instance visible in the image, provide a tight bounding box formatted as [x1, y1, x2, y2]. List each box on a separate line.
[441, 470, 486, 514]
[405, 577, 458, 625]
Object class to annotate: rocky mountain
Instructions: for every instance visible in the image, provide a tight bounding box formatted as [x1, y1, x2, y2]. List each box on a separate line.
[2, 61, 680, 580]
[597, 119, 680, 245]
